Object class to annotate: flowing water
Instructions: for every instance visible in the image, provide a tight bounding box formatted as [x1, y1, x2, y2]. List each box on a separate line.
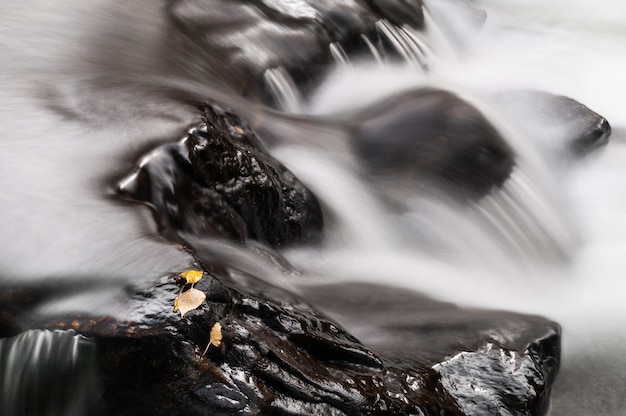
[0, 330, 99, 416]
[1, 0, 625, 414]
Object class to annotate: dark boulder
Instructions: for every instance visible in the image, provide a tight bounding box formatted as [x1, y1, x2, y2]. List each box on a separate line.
[1, 272, 559, 416]
[118, 103, 323, 248]
[351, 88, 516, 199]
[304, 282, 560, 416]
[96, 273, 388, 416]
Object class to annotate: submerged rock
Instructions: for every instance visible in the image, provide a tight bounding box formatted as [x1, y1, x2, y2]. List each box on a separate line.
[496, 90, 611, 158]
[118, 103, 323, 248]
[352, 88, 516, 200]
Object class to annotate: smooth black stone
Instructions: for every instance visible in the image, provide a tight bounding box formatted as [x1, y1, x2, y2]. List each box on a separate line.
[352, 88, 516, 199]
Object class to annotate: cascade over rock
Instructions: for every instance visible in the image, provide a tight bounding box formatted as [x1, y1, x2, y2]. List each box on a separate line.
[0, 96, 561, 414]
[165, 0, 425, 101]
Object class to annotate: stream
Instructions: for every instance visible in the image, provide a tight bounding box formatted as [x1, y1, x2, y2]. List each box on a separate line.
[1, 0, 625, 415]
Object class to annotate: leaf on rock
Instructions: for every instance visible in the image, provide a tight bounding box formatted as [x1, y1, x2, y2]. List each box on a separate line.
[210, 322, 223, 347]
[180, 269, 204, 284]
[204, 322, 223, 355]
[174, 287, 206, 317]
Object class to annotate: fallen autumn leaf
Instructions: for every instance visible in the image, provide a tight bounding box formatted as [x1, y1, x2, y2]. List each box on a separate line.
[210, 322, 223, 347]
[174, 287, 206, 317]
[180, 269, 204, 285]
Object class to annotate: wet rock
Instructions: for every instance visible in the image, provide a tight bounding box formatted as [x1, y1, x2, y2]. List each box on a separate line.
[304, 282, 560, 416]
[164, 0, 425, 102]
[39, 274, 389, 416]
[0, 281, 129, 339]
[2, 273, 559, 416]
[0, 288, 42, 337]
[118, 103, 323, 248]
[352, 88, 516, 199]
[496, 90, 611, 158]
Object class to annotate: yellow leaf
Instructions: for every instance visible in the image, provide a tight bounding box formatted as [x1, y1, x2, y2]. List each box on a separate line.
[203, 322, 224, 355]
[180, 269, 203, 284]
[175, 287, 206, 317]
[173, 294, 180, 313]
[210, 322, 223, 347]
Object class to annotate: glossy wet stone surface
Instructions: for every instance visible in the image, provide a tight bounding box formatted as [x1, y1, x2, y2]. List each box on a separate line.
[305, 283, 560, 415]
[0, 271, 560, 416]
[118, 103, 323, 248]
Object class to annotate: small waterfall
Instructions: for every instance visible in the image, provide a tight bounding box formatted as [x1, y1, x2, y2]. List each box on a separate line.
[263, 66, 303, 112]
[398, 25, 437, 67]
[395, 167, 575, 272]
[0, 330, 100, 416]
[421, 0, 484, 57]
[421, 6, 458, 59]
[376, 20, 429, 69]
[329, 42, 350, 67]
[263, 19, 436, 111]
[360, 34, 384, 64]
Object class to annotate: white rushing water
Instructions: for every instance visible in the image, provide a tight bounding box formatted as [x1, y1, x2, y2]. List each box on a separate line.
[0, 330, 99, 416]
[274, 1, 626, 414]
[1, 0, 625, 414]
[294, 0, 626, 321]
[0, 0, 194, 305]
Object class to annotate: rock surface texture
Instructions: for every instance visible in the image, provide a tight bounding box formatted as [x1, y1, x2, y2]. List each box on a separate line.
[118, 103, 324, 248]
[0, 273, 560, 416]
